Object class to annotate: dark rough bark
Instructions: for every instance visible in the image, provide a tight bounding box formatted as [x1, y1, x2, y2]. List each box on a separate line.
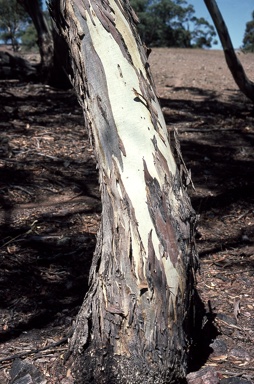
[204, 0, 254, 103]
[50, 0, 198, 382]
[49, 29, 72, 89]
[9, 359, 46, 384]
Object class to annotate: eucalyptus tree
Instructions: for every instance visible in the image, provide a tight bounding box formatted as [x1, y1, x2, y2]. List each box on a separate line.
[130, 0, 217, 48]
[50, 0, 198, 382]
[242, 10, 254, 52]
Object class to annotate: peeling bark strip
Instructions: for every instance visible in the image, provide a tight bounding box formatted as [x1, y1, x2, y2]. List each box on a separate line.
[144, 160, 179, 267]
[50, 0, 198, 382]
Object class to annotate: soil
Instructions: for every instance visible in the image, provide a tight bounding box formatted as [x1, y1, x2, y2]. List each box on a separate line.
[0, 47, 254, 383]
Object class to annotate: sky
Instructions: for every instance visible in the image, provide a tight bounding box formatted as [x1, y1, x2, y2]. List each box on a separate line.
[188, 0, 253, 49]
[42, 0, 253, 50]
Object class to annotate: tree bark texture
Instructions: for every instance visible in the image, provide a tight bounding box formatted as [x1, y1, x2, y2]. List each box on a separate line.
[204, 0, 254, 103]
[50, 1, 197, 382]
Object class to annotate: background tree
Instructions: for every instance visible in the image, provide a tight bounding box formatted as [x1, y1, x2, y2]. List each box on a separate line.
[0, 0, 69, 86]
[0, 0, 29, 51]
[242, 10, 254, 52]
[50, 0, 198, 382]
[204, 0, 254, 103]
[191, 16, 218, 48]
[15, 0, 70, 87]
[19, 6, 53, 51]
[130, 0, 217, 48]
[19, 22, 38, 50]
[17, 0, 54, 80]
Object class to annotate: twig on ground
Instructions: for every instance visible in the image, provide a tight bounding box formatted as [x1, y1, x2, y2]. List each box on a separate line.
[0, 332, 72, 364]
[11, 185, 33, 196]
[214, 269, 254, 275]
[219, 369, 254, 380]
[0, 220, 38, 248]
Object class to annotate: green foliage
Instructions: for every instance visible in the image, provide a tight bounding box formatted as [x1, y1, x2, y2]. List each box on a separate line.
[191, 16, 217, 48]
[130, 0, 217, 48]
[242, 10, 254, 52]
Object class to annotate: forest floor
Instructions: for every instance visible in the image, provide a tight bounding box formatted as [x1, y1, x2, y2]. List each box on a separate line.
[0, 47, 253, 383]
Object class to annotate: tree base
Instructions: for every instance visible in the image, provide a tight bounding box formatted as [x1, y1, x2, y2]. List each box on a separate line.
[72, 346, 187, 384]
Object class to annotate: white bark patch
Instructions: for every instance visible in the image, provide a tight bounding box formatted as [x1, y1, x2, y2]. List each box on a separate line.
[162, 256, 181, 298]
[84, 6, 179, 293]
[109, 1, 145, 73]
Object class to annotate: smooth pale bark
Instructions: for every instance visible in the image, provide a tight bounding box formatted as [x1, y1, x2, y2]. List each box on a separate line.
[50, 0, 197, 382]
[204, 0, 254, 103]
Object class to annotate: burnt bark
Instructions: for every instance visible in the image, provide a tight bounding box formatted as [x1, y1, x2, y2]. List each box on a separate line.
[204, 0, 254, 103]
[50, 0, 198, 382]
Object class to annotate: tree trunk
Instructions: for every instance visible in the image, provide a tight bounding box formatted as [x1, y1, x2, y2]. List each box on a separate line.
[204, 0, 254, 103]
[50, 0, 197, 382]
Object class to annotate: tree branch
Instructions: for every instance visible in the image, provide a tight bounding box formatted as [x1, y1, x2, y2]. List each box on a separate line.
[204, 0, 254, 103]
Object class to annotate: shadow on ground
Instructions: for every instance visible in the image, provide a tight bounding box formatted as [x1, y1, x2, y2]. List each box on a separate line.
[160, 85, 254, 374]
[0, 81, 100, 345]
[0, 69, 253, 379]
